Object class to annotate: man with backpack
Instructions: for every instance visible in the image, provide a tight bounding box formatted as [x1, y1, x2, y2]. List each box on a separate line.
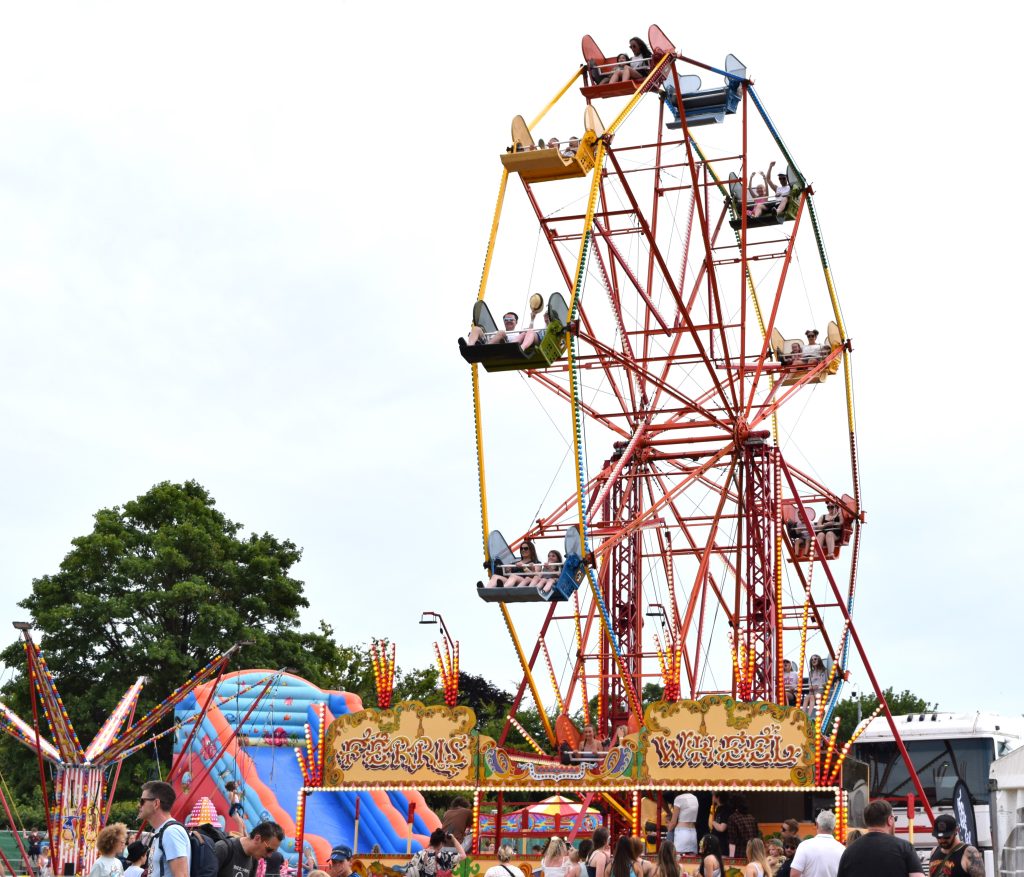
[213, 823, 285, 877]
[139, 782, 191, 877]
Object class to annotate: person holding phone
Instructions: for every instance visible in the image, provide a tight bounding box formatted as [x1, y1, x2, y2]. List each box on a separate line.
[441, 796, 474, 852]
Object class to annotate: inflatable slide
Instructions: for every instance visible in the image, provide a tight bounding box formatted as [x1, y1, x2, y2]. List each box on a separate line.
[171, 670, 440, 866]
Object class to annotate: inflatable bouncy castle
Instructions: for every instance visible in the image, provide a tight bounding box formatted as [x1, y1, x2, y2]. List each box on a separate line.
[172, 671, 441, 865]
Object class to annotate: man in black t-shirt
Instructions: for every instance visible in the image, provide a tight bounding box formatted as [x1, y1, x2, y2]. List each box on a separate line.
[927, 814, 984, 877]
[213, 822, 285, 877]
[837, 800, 923, 877]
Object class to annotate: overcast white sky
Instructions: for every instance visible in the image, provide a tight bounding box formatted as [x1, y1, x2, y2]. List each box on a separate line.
[0, 3, 1021, 721]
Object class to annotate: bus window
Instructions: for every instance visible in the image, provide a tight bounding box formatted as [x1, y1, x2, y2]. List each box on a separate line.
[853, 738, 996, 805]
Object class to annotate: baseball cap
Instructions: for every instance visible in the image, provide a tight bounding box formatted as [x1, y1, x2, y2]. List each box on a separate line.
[330, 845, 353, 862]
[933, 814, 957, 839]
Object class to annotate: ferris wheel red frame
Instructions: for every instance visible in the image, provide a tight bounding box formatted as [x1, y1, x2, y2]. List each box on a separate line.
[464, 25, 932, 824]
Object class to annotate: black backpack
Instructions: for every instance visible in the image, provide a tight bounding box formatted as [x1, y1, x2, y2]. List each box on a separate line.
[154, 820, 222, 877]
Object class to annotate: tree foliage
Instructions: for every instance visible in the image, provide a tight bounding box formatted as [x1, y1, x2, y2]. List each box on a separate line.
[0, 480, 347, 799]
[831, 687, 933, 748]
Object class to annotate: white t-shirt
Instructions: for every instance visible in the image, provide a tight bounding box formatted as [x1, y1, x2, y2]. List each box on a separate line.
[790, 832, 845, 877]
[673, 793, 698, 822]
[801, 343, 825, 361]
[150, 820, 191, 877]
[88, 857, 124, 877]
[125, 866, 145, 877]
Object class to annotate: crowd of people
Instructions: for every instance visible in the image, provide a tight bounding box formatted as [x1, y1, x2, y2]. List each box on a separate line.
[34, 780, 979, 877]
[23, 782, 289, 877]
[481, 796, 978, 877]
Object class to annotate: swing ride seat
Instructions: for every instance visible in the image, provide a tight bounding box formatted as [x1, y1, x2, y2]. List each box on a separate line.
[769, 321, 842, 386]
[665, 54, 746, 130]
[782, 494, 856, 562]
[727, 165, 803, 230]
[499, 109, 605, 184]
[662, 75, 725, 129]
[476, 527, 584, 603]
[580, 35, 640, 100]
[501, 143, 590, 183]
[477, 555, 586, 602]
[579, 29, 673, 100]
[458, 293, 570, 373]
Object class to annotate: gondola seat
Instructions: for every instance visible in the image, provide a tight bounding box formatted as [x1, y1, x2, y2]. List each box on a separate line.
[727, 167, 804, 230]
[499, 108, 604, 184]
[476, 527, 585, 603]
[579, 26, 673, 100]
[459, 292, 570, 373]
[783, 494, 856, 561]
[769, 321, 842, 385]
[665, 54, 746, 130]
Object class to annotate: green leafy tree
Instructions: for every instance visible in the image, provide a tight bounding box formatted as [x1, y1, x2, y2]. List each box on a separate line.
[831, 687, 933, 748]
[0, 480, 347, 801]
[642, 682, 665, 704]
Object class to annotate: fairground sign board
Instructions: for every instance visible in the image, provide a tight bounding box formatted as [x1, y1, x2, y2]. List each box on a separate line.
[639, 696, 815, 786]
[323, 701, 476, 787]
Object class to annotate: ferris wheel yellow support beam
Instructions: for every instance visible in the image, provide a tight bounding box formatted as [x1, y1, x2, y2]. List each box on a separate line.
[498, 603, 557, 747]
[477, 171, 510, 304]
[599, 792, 632, 822]
[471, 170, 512, 555]
[470, 171, 556, 748]
[471, 363, 489, 553]
[528, 67, 585, 131]
[603, 53, 673, 137]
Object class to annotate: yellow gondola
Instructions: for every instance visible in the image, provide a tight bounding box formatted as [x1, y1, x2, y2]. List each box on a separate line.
[770, 321, 843, 385]
[499, 107, 604, 184]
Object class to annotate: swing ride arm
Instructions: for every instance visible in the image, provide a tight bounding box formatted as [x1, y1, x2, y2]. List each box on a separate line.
[165, 657, 233, 786]
[103, 696, 140, 821]
[171, 671, 282, 821]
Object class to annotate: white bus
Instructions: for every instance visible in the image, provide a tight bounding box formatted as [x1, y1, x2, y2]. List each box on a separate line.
[852, 712, 1024, 876]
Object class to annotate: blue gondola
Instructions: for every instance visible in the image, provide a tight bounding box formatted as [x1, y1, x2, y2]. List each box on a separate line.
[665, 54, 746, 129]
[476, 527, 585, 603]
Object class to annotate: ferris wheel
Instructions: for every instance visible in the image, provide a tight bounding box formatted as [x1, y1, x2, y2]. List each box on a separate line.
[459, 24, 864, 752]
